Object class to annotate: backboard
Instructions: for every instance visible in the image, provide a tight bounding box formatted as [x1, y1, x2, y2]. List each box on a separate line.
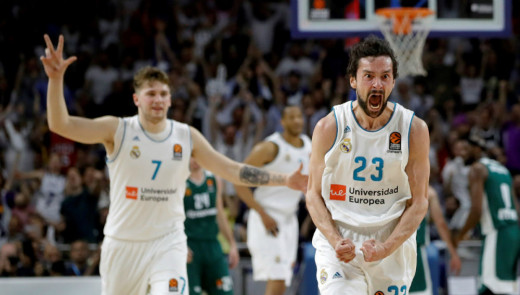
[291, 0, 512, 38]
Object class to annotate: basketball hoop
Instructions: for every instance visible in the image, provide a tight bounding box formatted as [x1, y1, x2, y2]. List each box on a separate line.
[375, 8, 434, 77]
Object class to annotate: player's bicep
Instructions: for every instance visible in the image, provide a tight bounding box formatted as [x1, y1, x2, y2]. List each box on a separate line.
[243, 141, 278, 167]
[191, 127, 238, 178]
[307, 113, 336, 197]
[405, 118, 430, 204]
[57, 115, 119, 145]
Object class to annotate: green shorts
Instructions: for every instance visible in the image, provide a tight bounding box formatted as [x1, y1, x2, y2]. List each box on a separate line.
[187, 239, 233, 295]
[409, 245, 432, 295]
[478, 225, 520, 295]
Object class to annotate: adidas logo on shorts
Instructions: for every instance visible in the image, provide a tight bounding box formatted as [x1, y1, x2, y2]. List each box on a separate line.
[332, 272, 342, 279]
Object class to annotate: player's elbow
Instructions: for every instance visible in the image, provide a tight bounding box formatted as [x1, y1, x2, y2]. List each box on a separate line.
[47, 120, 62, 134]
[305, 190, 320, 208]
[410, 193, 429, 218]
[47, 116, 69, 135]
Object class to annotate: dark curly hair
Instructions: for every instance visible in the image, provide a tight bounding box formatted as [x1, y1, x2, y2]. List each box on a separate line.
[346, 35, 399, 80]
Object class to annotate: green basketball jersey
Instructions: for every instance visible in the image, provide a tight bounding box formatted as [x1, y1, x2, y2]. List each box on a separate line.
[184, 171, 219, 240]
[479, 158, 517, 235]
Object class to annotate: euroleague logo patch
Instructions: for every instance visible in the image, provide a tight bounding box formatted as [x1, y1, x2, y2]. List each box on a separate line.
[374, 291, 385, 295]
[169, 278, 178, 292]
[388, 132, 401, 153]
[173, 144, 183, 160]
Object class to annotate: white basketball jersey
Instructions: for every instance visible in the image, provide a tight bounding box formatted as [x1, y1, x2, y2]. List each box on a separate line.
[322, 101, 414, 228]
[254, 132, 311, 216]
[104, 116, 191, 241]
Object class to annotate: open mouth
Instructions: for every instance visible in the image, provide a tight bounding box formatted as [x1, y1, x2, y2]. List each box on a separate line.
[368, 94, 383, 110]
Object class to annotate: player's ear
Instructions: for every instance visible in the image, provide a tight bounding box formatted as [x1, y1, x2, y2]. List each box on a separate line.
[133, 93, 139, 106]
[349, 75, 357, 89]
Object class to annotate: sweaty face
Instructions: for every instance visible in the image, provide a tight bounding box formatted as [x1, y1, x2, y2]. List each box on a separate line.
[134, 81, 171, 122]
[350, 56, 395, 118]
[281, 106, 304, 136]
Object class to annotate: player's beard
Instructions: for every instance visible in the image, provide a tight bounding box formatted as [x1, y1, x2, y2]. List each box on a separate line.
[357, 90, 387, 118]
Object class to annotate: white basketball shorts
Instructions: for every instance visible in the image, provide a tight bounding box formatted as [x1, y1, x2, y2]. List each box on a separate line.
[312, 220, 417, 295]
[247, 209, 298, 286]
[100, 229, 189, 295]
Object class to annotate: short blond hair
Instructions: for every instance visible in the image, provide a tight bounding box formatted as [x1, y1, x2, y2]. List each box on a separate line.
[133, 66, 170, 92]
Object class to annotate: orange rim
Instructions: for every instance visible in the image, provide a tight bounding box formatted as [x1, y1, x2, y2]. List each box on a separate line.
[375, 8, 434, 35]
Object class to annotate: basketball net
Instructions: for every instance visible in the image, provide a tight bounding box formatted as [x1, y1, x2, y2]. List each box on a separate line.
[375, 8, 434, 77]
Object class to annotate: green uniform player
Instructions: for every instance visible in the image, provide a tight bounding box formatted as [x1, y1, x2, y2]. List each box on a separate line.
[456, 136, 520, 295]
[410, 186, 461, 295]
[184, 158, 239, 295]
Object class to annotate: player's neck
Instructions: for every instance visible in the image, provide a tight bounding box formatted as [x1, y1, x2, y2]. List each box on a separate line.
[189, 169, 205, 183]
[353, 101, 394, 131]
[281, 132, 303, 148]
[138, 115, 168, 134]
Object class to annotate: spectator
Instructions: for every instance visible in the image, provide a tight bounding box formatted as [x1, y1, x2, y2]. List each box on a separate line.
[16, 153, 65, 232]
[10, 192, 35, 234]
[58, 167, 100, 243]
[502, 103, 520, 175]
[241, 1, 286, 55]
[83, 51, 119, 115]
[0, 242, 19, 277]
[441, 137, 471, 232]
[276, 42, 316, 89]
[64, 239, 98, 276]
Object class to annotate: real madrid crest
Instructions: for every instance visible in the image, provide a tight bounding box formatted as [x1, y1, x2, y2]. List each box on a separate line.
[130, 146, 141, 159]
[320, 268, 328, 284]
[340, 138, 352, 153]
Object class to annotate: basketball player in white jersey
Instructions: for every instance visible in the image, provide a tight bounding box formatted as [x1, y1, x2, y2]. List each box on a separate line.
[234, 106, 311, 295]
[306, 36, 430, 294]
[40, 34, 308, 295]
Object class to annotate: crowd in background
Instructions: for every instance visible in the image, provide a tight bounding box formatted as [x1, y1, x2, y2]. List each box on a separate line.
[0, 0, 519, 282]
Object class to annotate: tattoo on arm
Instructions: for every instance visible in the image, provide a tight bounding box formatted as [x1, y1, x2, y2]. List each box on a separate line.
[239, 166, 270, 185]
[270, 174, 285, 185]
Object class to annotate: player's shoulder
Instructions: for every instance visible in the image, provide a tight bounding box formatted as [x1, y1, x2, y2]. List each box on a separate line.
[204, 169, 216, 179]
[311, 112, 337, 152]
[253, 139, 279, 155]
[409, 116, 428, 136]
[315, 111, 336, 132]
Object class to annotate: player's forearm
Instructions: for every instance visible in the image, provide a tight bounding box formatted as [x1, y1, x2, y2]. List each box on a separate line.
[306, 191, 342, 246]
[233, 185, 267, 215]
[217, 213, 236, 248]
[46, 77, 71, 133]
[457, 206, 481, 241]
[384, 197, 428, 255]
[433, 216, 458, 257]
[236, 164, 286, 187]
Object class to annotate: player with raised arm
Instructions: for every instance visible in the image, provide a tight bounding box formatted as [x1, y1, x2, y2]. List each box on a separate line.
[40, 34, 307, 295]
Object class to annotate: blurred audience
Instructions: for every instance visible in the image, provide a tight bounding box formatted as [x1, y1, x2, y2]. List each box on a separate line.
[0, 0, 518, 279]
